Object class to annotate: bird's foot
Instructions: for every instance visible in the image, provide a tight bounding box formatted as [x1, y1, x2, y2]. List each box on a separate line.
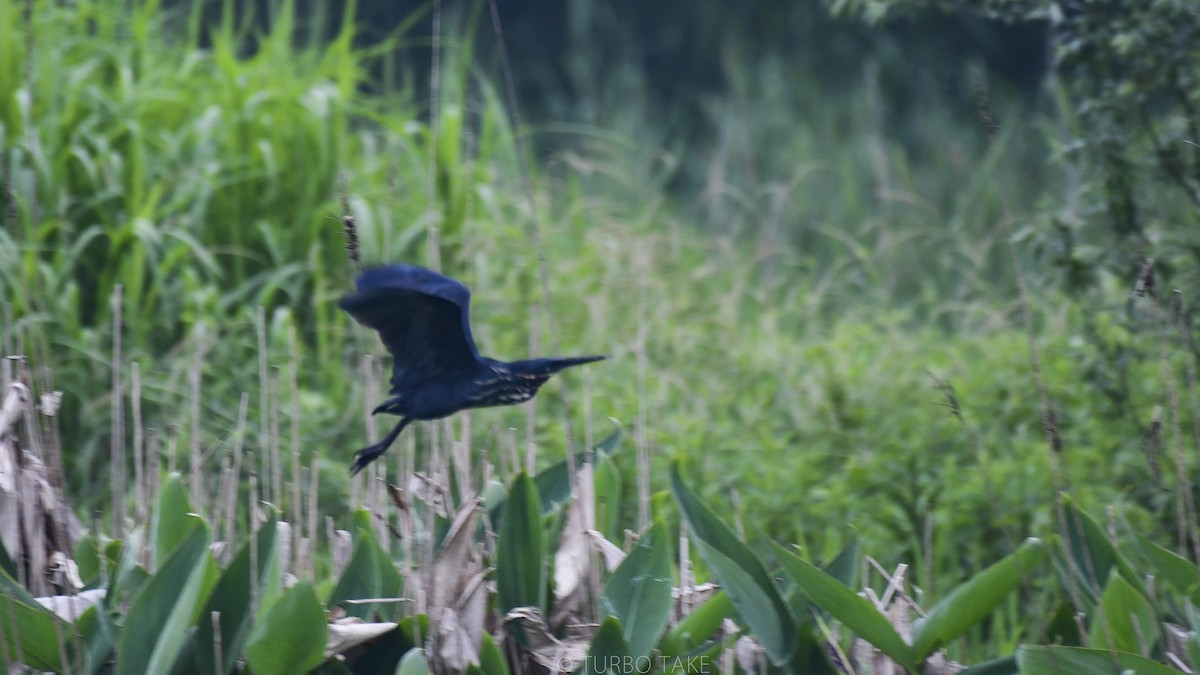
[349, 443, 388, 476]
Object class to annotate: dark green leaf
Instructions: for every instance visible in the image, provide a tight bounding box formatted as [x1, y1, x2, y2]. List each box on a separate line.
[583, 616, 631, 675]
[770, 540, 913, 668]
[1130, 531, 1200, 601]
[152, 473, 194, 568]
[245, 581, 329, 675]
[395, 648, 430, 675]
[602, 518, 673, 658]
[477, 631, 510, 675]
[958, 655, 1019, 675]
[1017, 645, 1179, 675]
[1087, 569, 1156, 654]
[116, 516, 213, 675]
[171, 516, 282, 675]
[329, 509, 402, 620]
[496, 472, 545, 615]
[672, 463, 796, 665]
[658, 590, 733, 659]
[1061, 495, 1145, 601]
[911, 537, 1045, 660]
[0, 584, 68, 671]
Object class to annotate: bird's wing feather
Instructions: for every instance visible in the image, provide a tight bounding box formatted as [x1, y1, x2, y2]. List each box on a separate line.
[340, 265, 481, 390]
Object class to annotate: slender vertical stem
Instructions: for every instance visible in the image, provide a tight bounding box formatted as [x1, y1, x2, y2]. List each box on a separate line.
[111, 285, 125, 541]
[288, 322, 302, 567]
[132, 362, 145, 528]
[256, 306, 270, 505]
[189, 349, 203, 515]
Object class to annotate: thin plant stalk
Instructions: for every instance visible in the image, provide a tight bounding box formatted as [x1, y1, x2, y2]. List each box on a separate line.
[111, 285, 125, 541]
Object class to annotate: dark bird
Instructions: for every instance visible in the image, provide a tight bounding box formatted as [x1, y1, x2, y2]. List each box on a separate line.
[340, 264, 606, 475]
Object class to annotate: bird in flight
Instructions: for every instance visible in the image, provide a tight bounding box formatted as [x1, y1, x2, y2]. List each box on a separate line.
[340, 264, 606, 475]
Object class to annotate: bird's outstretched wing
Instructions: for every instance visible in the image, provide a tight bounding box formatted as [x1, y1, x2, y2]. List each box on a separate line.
[340, 265, 482, 390]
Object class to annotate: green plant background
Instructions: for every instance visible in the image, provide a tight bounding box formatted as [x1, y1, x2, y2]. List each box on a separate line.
[2, 0, 1197, 670]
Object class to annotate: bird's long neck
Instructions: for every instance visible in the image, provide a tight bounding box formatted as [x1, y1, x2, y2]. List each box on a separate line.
[505, 355, 607, 377]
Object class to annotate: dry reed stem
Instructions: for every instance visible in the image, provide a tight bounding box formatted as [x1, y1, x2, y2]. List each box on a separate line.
[145, 429, 160, 567]
[288, 322, 302, 568]
[248, 462, 259, 623]
[189, 349, 203, 515]
[131, 362, 145, 528]
[256, 307, 270, 505]
[306, 452, 321, 578]
[110, 285, 125, 541]
[270, 368, 283, 512]
[229, 392, 250, 553]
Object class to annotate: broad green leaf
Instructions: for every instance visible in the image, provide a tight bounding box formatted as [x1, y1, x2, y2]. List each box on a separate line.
[583, 617, 631, 675]
[1061, 495, 1145, 600]
[770, 540, 913, 669]
[823, 538, 860, 588]
[328, 509, 402, 620]
[911, 537, 1045, 660]
[245, 581, 328, 675]
[171, 516, 281, 675]
[658, 590, 733, 658]
[0, 584, 68, 671]
[594, 452, 622, 542]
[77, 602, 120, 674]
[671, 463, 796, 664]
[477, 631, 510, 675]
[602, 518, 673, 658]
[107, 528, 145, 606]
[497, 472, 545, 615]
[1087, 569, 1157, 654]
[958, 655, 1019, 675]
[116, 516, 213, 675]
[1131, 531, 1200, 601]
[534, 428, 623, 513]
[152, 474, 194, 568]
[395, 648, 430, 675]
[1017, 645, 1179, 675]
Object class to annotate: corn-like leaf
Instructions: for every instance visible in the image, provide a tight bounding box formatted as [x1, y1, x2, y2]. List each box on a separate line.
[1017, 645, 1180, 675]
[151, 474, 194, 569]
[1061, 495, 1145, 601]
[476, 631, 510, 675]
[583, 616, 631, 675]
[1130, 531, 1200, 601]
[245, 581, 328, 675]
[395, 648, 430, 675]
[911, 537, 1045, 660]
[0, 581, 68, 671]
[958, 655, 1019, 675]
[671, 463, 796, 665]
[602, 518, 673, 658]
[116, 516, 213, 675]
[1087, 569, 1156, 654]
[770, 540, 914, 669]
[658, 590, 732, 659]
[497, 472, 545, 616]
[171, 516, 281, 675]
[594, 452, 623, 543]
[328, 508, 402, 620]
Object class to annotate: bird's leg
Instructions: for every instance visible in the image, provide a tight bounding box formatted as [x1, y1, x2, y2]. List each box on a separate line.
[350, 417, 412, 476]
